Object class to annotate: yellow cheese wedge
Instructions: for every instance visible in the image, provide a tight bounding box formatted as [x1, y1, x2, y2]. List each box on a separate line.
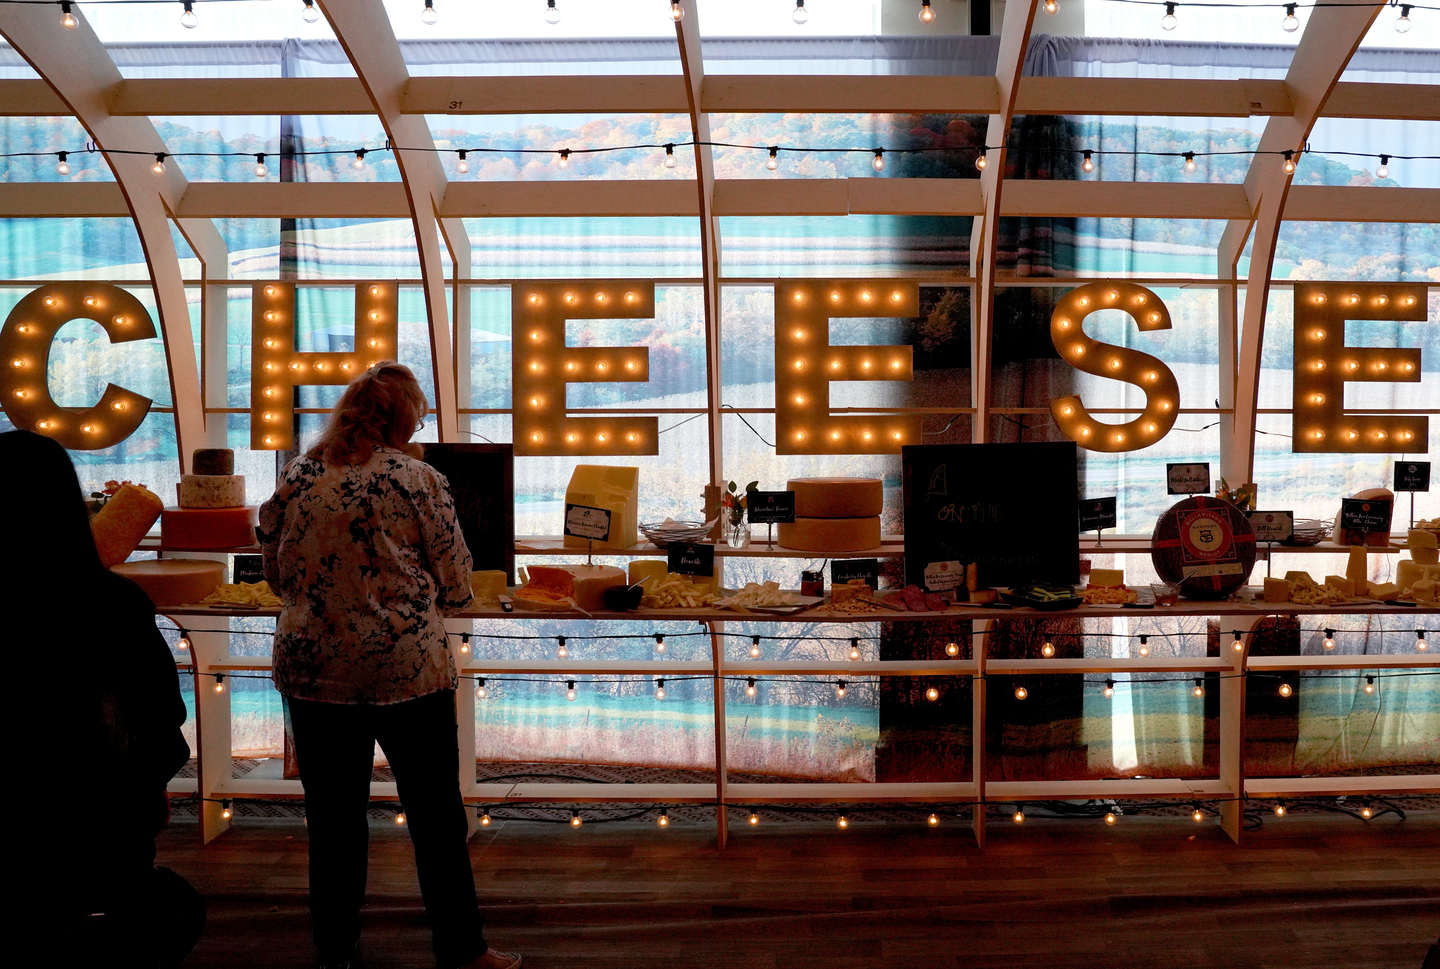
[91, 484, 164, 568]
[1345, 546, 1369, 590]
[113, 559, 227, 607]
[1410, 579, 1437, 601]
[1090, 569, 1124, 588]
[1398, 560, 1425, 590]
[562, 465, 639, 551]
[1325, 576, 1355, 597]
[628, 560, 669, 587]
[1284, 571, 1317, 588]
[1414, 548, 1440, 566]
[969, 589, 999, 605]
[787, 477, 883, 519]
[1410, 529, 1440, 550]
[1263, 577, 1293, 603]
[777, 516, 881, 553]
[469, 570, 507, 603]
[1368, 582, 1401, 602]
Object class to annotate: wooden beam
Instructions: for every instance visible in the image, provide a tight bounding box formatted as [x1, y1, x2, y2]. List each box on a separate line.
[178, 181, 410, 218]
[1000, 180, 1250, 219]
[440, 179, 696, 218]
[108, 76, 374, 116]
[0, 77, 67, 115]
[1284, 185, 1440, 223]
[1323, 81, 1440, 121]
[701, 74, 1000, 114]
[403, 74, 689, 115]
[1014, 76, 1293, 118]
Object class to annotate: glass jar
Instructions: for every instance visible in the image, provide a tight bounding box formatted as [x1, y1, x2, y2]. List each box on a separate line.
[726, 514, 752, 549]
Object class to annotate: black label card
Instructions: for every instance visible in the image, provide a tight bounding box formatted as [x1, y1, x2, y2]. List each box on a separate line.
[668, 542, 715, 578]
[1166, 462, 1211, 495]
[233, 553, 264, 584]
[831, 558, 879, 590]
[1249, 510, 1294, 543]
[1340, 497, 1393, 533]
[1395, 461, 1431, 493]
[1078, 497, 1117, 532]
[563, 503, 612, 542]
[747, 490, 796, 524]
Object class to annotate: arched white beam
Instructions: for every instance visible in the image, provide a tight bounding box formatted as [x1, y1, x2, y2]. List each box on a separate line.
[0, 6, 227, 473]
[1217, 3, 1386, 487]
[315, 0, 464, 443]
[969, 0, 1041, 443]
[674, 0, 723, 488]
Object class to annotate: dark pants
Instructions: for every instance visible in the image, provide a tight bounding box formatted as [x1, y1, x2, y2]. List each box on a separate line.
[287, 689, 486, 968]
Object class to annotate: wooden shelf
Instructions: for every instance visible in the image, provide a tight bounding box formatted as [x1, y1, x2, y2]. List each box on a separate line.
[1244, 775, 1440, 798]
[1245, 653, 1440, 671]
[1081, 536, 1414, 555]
[986, 778, 1231, 800]
[501, 782, 716, 804]
[722, 659, 977, 676]
[514, 536, 906, 559]
[985, 657, 1233, 675]
[724, 782, 979, 804]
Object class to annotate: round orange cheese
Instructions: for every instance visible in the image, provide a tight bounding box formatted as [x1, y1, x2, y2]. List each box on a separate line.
[113, 559, 227, 607]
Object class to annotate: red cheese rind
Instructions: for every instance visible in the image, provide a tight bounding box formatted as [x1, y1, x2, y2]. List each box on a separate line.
[160, 506, 258, 549]
[1150, 496, 1257, 601]
[91, 484, 164, 568]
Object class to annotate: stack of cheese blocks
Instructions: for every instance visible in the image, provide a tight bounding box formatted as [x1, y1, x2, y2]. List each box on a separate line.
[161, 448, 258, 550]
[778, 477, 883, 553]
[562, 465, 639, 550]
[1399, 529, 1440, 602]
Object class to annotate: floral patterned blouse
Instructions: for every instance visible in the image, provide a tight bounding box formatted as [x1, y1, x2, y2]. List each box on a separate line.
[258, 448, 473, 705]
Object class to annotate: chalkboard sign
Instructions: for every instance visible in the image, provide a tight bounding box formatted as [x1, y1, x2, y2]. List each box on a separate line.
[747, 490, 796, 524]
[1078, 497, 1117, 532]
[421, 443, 515, 584]
[1340, 497, 1393, 534]
[1396, 461, 1431, 493]
[902, 442, 1079, 589]
[233, 554, 264, 584]
[832, 557, 879, 590]
[668, 542, 715, 578]
[1167, 463, 1211, 495]
[1249, 510, 1294, 543]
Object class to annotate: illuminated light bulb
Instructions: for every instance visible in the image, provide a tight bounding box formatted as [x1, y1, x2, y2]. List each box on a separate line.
[657, 810, 669, 827]
[1361, 803, 1373, 819]
[214, 675, 226, 694]
[1081, 150, 1093, 174]
[1080, 297, 1090, 308]
[1192, 807, 1205, 823]
[1278, 683, 1293, 698]
[1060, 405, 1075, 417]
[1158, 400, 1173, 412]
[1401, 362, 1414, 373]
[341, 362, 352, 371]
[1105, 811, 1117, 825]
[564, 292, 575, 304]
[1345, 360, 1359, 372]
[37, 420, 52, 430]
[860, 290, 873, 303]
[352, 149, 367, 170]
[1282, 3, 1298, 31]
[1072, 344, 1086, 357]
[1282, 150, 1297, 174]
[1135, 294, 1147, 304]
[1193, 679, 1204, 697]
[837, 814, 848, 829]
[750, 637, 761, 658]
[1107, 290, 1119, 302]
[625, 432, 638, 443]
[570, 811, 582, 827]
[1138, 636, 1151, 657]
[565, 362, 577, 372]
[861, 359, 872, 371]
[793, 291, 806, 303]
[546, 0, 561, 23]
[974, 149, 988, 172]
[849, 639, 861, 661]
[1376, 295, 1389, 306]
[928, 813, 940, 826]
[836, 680, 848, 699]
[253, 154, 269, 179]
[1310, 329, 1326, 341]
[16, 324, 29, 334]
[264, 285, 277, 296]
[829, 431, 842, 442]
[1108, 358, 1122, 371]
[1395, 3, 1412, 31]
[1375, 361, 1389, 372]
[289, 362, 302, 372]
[945, 641, 959, 657]
[625, 360, 638, 372]
[1401, 296, 1416, 306]
[792, 0, 808, 23]
[1375, 430, 1387, 441]
[889, 359, 902, 371]
[1013, 808, 1025, 824]
[919, 0, 935, 23]
[556, 637, 569, 659]
[670, 0, 684, 21]
[1143, 421, 1157, 435]
[891, 431, 903, 441]
[793, 394, 806, 406]
[1043, 0, 1057, 13]
[1103, 680, 1114, 698]
[221, 801, 232, 820]
[595, 362, 608, 373]
[55, 150, 71, 175]
[180, 1, 197, 28]
[595, 292, 607, 304]
[1347, 294, 1360, 305]
[1419, 630, 1429, 652]
[872, 149, 885, 172]
[81, 423, 95, 433]
[830, 291, 842, 303]
[624, 291, 636, 303]
[11, 390, 25, 399]
[749, 811, 760, 826]
[1397, 430, 1414, 443]
[529, 361, 540, 372]
[1310, 429, 1325, 441]
[1232, 631, 1244, 653]
[1365, 676, 1375, 694]
[793, 360, 804, 371]
[925, 686, 939, 701]
[60, 0, 79, 28]
[530, 330, 543, 342]
[746, 677, 757, 697]
[176, 631, 191, 651]
[792, 328, 806, 341]
[480, 811, 491, 826]
[830, 359, 842, 371]
[454, 149, 469, 174]
[84, 296, 99, 308]
[367, 338, 380, 349]
[264, 435, 277, 445]
[263, 339, 276, 349]
[1344, 429, 1359, 442]
[476, 678, 488, 699]
[421, 0, 439, 24]
[1014, 685, 1028, 700]
[1314, 293, 1326, 304]
[1183, 152, 1197, 174]
[565, 680, 577, 701]
[529, 433, 541, 443]
[264, 311, 277, 322]
[458, 634, 471, 656]
[654, 634, 666, 654]
[794, 431, 806, 442]
[1273, 802, 1286, 817]
[557, 149, 571, 169]
[1077, 426, 1091, 439]
[1040, 640, 1055, 658]
[1148, 312, 1161, 323]
[596, 433, 608, 443]
[655, 679, 666, 700]
[663, 144, 677, 169]
[111, 401, 126, 411]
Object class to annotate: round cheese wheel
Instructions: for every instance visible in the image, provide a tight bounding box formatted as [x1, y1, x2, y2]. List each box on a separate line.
[787, 478, 883, 519]
[114, 559, 226, 607]
[1151, 497, 1256, 600]
[90, 484, 164, 568]
[777, 516, 881, 553]
[179, 474, 246, 509]
[192, 448, 235, 476]
[161, 506, 258, 549]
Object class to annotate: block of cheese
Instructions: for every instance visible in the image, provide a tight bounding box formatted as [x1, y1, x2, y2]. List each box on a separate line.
[516, 564, 626, 611]
[1368, 582, 1401, 602]
[1411, 579, 1437, 602]
[787, 477, 883, 519]
[1284, 571, 1318, 588]
[113, 559, 226, 607]
[90, 483, 164, 568]
[1263, 577, 1293, 603]
[1413, 548, 1440, 566]
[628, 559, 669, 587]
[777, 516, 881, 553]
[1334, 487, 1395, 547]
[831, 581, 874, 605]
[562, 465, 639, 551]
[1410, 529, 1440, 550]
[1345, 546, 1369, 590]
[1325, 576, 1355, 597]
[970, 588, 999, 605]
[192, 448, 234, 476]
[1089, 569, 1124, 588]
[1398, 559, 1424, 591]
[179, 474, 246, 509]
[161, 506, 258, 549]
[469, 570, 507, 603]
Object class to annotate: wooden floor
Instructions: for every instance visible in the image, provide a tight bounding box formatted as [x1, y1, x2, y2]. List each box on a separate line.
[159, 814, 1440, 969]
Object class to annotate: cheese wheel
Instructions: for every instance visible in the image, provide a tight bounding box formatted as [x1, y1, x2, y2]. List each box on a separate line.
[113, 559, 226, 607]
[179, 474, 246, 509]
[777, 516, 881, 553]
[1333, 487, 1395, 547]
[91, 484, 164, 568]
[628, 560, 669, 587]
[469, 569, 507, 603]
[1150, 497, 1256, 600]
[192, 448, 234, 476]
[787, 478, 883, 519]
[161, 506, 258, 549]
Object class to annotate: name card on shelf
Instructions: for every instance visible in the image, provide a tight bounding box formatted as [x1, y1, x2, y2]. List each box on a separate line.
[668, 542, 715, 578]
[747, 491, 796, 524]
[832, 557, 879, 590]
[1340, 497, 1393, 534]
[1249, 511, 1294, 543]
[564, 504, 612, 542]
[1078, 497, 1117, 532]
[1395, 461, 1431, 493]
[233, 554, 264, 584]
[1167, 463, 1211, 495]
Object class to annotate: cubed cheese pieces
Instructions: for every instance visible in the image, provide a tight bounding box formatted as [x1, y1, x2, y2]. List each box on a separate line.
[1263, 577, 1293, 603]
[562, 465, 639, 551]
[1368, 582, 1401, 602]
[1285, 571, 1318, 588]
[1346, 546, 1369, 590]
[1090, 569, 1124, 588]
[1324, 576, 1355, 597]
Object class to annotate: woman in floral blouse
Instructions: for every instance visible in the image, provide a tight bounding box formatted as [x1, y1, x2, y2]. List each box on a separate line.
[259, 362, 520, 969]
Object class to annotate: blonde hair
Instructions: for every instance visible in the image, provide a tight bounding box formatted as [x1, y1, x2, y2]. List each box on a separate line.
[307, 361, 427, 466]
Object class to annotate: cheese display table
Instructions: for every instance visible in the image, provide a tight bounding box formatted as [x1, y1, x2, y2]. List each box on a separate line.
[163, 593, 1440, 848]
